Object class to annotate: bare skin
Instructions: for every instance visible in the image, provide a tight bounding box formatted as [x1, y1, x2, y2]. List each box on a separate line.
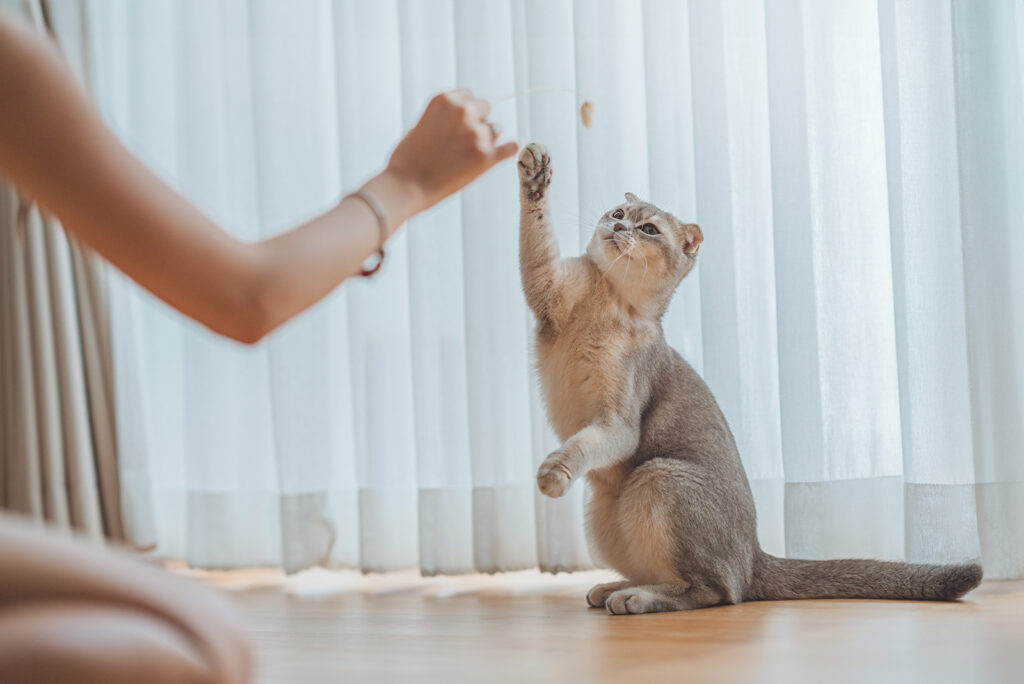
[0, 516, 252, 684]
[0, 10, 518, 683]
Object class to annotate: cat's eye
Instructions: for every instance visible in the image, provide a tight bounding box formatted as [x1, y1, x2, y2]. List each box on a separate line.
[639, 223, 660, 236]
[611, 209, 625, 219]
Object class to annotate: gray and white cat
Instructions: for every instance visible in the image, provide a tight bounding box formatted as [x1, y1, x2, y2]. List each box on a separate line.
[517, 142, 982, 614]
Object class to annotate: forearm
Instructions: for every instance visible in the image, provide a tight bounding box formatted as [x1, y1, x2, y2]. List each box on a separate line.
[64, 164, 418, 344]
[31, 129, 415, 343]
[10, 120, 406, 344]
[251, 170, 422, 336]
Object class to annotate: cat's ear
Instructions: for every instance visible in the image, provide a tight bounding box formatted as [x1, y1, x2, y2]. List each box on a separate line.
[683, 223, 703, 256]
[624, 192, 640, 203]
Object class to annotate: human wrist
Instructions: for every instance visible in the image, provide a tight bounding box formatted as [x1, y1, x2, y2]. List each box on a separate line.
[362, 167, 428, 235]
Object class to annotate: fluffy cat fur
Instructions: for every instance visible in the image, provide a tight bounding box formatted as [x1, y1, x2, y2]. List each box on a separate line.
[517, 142, 983, 614]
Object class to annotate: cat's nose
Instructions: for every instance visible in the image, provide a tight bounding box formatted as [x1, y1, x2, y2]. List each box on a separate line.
[613, 222, 627, 232]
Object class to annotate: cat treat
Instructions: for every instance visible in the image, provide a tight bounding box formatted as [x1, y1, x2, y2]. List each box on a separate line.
[579, 101, 594, 128]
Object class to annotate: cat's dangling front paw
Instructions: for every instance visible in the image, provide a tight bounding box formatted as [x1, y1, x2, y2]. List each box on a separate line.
[536, 451, 574, 498]
[518, 142, 552, 201]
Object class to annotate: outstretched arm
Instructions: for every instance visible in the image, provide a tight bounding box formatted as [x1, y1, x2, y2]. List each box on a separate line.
[0, 12, 517, 343]
[518, 142, 571, 329]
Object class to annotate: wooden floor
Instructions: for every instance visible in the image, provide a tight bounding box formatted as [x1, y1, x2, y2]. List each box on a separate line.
[200, 569, 1024, 683]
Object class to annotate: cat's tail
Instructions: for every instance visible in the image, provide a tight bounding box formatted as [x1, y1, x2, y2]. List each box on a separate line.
[748, 552, 982, 602]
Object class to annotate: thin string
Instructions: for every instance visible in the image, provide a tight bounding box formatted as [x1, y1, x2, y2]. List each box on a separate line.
[492, 87, 595, 128]
[493, 85, 584, 105]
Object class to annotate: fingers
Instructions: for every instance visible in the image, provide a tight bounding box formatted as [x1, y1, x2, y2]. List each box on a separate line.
[439, 88, 501, 141]
[451, 90, 513, 161]
[450, 88, 490, 116]
[446, 87, 473, 102]
[491, 140, 519, 163]
[439, 88, 490, 120]
[466, 97, 492, 120]
[425, 88, 520, 177]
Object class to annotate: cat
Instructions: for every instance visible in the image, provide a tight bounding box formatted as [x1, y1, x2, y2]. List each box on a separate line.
[517, 142, 983, 614]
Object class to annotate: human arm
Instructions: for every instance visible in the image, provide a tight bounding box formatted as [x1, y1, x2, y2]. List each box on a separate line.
[0, 12, 517, 343]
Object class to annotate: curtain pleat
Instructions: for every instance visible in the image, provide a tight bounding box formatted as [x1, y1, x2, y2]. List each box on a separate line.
[688, 0, 786, 555]
[455, 0, 538, 573]
[84, 0, 1024, 578]
[516, 0, 594, 572]
[0, 0, 124, 542]
[878, 0, 980, 566]
[69, 240, 123, 540]
[398, 0, 477, 575]
[949, 0, 1024, 579]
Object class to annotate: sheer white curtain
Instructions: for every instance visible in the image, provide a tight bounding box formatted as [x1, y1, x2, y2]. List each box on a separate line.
[86, 0, 1024, 579]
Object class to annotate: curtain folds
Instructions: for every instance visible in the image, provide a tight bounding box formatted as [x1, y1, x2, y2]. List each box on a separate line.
[0, 0, 125, 542]
[85, 0, 1024, 578]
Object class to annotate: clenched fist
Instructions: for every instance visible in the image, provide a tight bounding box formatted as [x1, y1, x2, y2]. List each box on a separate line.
[386, 89, 519, 212]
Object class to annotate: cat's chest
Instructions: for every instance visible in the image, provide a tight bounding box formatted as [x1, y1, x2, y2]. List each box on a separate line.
[535, 318, 648, 441]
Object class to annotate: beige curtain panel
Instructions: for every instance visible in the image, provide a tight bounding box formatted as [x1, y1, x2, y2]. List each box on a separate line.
[0, 0, 129, 543]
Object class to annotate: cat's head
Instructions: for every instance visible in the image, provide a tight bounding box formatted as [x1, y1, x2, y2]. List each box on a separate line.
[586, 192, 702, 316]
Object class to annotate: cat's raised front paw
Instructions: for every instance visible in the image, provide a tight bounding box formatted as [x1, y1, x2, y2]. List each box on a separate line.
[519, 142, 552, 201]
[536, 452, 573, 498]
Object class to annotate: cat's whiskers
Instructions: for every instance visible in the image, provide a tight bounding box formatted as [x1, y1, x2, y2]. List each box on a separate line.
[601, 248, 631, 280]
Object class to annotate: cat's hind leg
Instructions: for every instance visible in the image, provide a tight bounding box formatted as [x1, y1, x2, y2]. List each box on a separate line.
[605, 582, 722, 615]
[603, 458, 737, 614]
[585, 580, 637, 609]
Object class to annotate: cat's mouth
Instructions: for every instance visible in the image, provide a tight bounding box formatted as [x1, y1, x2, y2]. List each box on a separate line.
[606, 233, 633, 254]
